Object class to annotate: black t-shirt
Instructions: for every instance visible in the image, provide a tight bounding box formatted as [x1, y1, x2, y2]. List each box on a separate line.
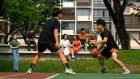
[100, 29, 119, 49]
[38, 18, 60, 44]
[26, 33, 35, 39]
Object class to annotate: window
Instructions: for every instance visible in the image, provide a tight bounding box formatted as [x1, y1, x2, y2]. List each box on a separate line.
[104, 11, 109, 17]
[61, 22, 75, 32]
[77, 22, 91, 34]
[93, 11, 103, 17]
[77, 9, 90, 16]
[93, 0, 104, 4]
[125, 17, 129, 24]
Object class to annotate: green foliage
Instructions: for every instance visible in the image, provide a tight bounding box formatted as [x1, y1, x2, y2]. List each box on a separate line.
[0, 0, 60, 43]
[128, 0, 140, 21]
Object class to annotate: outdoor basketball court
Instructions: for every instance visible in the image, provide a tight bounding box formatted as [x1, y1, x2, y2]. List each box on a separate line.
[0, 73, 140, 79]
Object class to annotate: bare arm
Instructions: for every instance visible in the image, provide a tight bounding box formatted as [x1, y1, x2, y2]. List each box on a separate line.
[10, 45, 18, 48]
[97, 43, 104, 50]
[93, 37, 108, 50]
[54, 29, 60, 48]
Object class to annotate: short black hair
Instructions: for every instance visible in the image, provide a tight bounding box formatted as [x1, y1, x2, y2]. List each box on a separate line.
[96, 19, 106, 28]
[52, 8, 63, 17]
[81, 28, 85, 31]
[62, 34, 67, 39]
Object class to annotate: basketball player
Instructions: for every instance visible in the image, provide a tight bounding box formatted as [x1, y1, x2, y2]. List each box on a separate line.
[27, 8, 76, 74]
[92, 19, 130, 74]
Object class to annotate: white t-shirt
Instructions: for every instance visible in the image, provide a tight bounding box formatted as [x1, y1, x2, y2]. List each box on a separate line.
[60, 39, 71, 56]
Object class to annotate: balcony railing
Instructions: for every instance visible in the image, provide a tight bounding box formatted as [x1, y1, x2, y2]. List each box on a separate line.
[77, 0, 91, 6]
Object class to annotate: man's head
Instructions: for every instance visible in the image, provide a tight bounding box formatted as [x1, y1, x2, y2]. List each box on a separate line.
[96, 19, 106, 32]
[52, 8, 63, 19]
[80, 28, 86, 34]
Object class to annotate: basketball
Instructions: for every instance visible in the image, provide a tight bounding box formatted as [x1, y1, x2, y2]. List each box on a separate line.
[90, 49, 99, 58]
[73, 48, 79, 53]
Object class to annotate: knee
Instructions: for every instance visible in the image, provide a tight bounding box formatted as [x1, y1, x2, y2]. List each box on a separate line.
[37, 52, 42, 57]
[97, 54, 103, 59]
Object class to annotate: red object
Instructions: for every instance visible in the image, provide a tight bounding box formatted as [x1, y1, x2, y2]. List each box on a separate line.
[73, 41, 80, 53]
[90, 49, 99, 58]
[73, 48, 79, 53]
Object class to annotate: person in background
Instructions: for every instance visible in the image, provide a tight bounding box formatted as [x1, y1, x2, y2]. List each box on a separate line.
[78, 28, 88, 51]
[9, 34, 20, 72]
[88, 29, 97, 51]
[71, 35, 82, 60]
[26, 29, 36, 51]
[60, 34, 71, 61]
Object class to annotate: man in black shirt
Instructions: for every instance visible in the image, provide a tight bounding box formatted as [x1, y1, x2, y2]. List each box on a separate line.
[92, 19, 130, 74]
[26, 29, 36, 51]
[27, 8, 75, 74]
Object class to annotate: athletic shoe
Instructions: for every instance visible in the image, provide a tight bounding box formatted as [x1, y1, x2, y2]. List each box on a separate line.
[122, 69, 130, 74]
[99, 67, 108, 73]
[71, 57, 75, 61]
[13, 70, 19, 72]
[65, 68, 76, 75]
[27, 68, 32, 74]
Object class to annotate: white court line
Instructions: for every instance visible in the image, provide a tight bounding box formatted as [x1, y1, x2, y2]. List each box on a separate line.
[46, 74, 59, 79]
[0, 73, 26, 78]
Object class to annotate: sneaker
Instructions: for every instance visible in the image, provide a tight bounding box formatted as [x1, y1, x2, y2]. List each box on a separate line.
[13, 70, 19, 72]
[65, 68, 76, 75]
[71, 57, 75, 61]
[122, 69, 130, 74]
[99, 67, 108, 73]
[27, 68, 32, 74]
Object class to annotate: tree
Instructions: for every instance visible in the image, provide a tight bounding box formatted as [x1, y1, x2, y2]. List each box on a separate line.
[0, 0, 5, 16]
[103, 0, 130, 49]
[0, 0, 60, 44]
[128, 0, 140, 22]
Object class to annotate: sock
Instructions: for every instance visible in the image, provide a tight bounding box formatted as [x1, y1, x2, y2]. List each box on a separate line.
[64, 63, 70, 69]
[122, 67, 128, 71]
[101, 61, 106, 69]
[71, 52, 75, 58]
[102, 65, 106, 69]
[30, 63, 36, 70]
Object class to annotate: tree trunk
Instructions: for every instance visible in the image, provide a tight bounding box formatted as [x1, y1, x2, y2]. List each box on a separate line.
[4, 34, 9, 44]
[114, 19, 130, 49]
[20, 23, 29, 44]
[103, 0, 130, 50]
[21, 32, 27, 44]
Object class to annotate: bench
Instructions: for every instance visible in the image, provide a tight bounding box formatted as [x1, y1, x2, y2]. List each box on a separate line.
[0, 44, 90, 54]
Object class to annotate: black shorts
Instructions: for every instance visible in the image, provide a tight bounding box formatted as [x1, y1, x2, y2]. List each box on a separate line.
[100, 48, 112, 59]
[100, 47, 118, 59]
[38, 42, 59, 52]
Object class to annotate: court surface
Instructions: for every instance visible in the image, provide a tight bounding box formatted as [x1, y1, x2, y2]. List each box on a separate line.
[0, 73, 140, 79]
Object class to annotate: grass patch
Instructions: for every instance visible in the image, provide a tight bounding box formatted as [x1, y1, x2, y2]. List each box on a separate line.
[0, 50, 140, 74]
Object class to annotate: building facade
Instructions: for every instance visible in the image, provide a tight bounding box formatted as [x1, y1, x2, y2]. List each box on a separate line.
[59, 0, 140, 48]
